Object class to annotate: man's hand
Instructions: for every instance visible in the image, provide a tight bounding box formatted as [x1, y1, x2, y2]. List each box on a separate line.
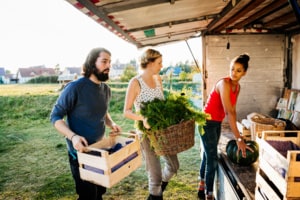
[72, 135, 88, 152]
[111, 123, 121, 132]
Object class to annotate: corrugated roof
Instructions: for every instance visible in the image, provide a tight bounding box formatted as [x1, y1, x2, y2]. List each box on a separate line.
[65, 0, 300, 48]
[18, 66, 56, 77]
[65, 67, 82, 75]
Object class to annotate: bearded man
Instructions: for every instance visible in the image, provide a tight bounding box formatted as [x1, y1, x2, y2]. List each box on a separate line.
[50, 47, 121, 200]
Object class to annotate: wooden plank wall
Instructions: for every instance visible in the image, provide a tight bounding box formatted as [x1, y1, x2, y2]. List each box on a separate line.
[203, 34, 286, 120]
[292, 34, 300, 89]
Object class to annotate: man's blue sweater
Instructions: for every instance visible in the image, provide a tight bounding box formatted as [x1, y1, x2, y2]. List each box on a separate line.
[50, 77, 111, 154]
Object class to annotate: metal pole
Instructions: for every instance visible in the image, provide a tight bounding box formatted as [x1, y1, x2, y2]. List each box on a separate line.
[185, 39, 200, 71]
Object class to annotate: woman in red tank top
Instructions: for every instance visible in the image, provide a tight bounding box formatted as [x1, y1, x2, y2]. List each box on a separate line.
[198, 54, 252, 200]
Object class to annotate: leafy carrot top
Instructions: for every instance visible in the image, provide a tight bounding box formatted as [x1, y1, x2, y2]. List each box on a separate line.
[136, 93, 208, 132]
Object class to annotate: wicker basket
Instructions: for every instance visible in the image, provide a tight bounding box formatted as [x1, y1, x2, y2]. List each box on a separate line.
[145, 119, 195, 155]
[247, 113, 286, 140]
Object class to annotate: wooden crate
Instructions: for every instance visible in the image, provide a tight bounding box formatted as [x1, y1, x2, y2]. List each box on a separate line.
[77, 133, 142, 188]
[255, 185, 273, 200]
[236, 121, 251, 140]
[256, 168, 300, 200]
[256, 131, 300, 199]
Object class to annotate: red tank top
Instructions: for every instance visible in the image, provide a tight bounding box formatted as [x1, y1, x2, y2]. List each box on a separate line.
[204, 77, 239, 122]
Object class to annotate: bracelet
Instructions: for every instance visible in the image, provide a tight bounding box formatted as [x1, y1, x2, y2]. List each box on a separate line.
[70, 134, 77, 141]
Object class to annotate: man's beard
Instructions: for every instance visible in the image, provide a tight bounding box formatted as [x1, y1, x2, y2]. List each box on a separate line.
[94, 69, 109, 82]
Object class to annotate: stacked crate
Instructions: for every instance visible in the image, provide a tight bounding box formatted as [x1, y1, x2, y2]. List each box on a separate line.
[255, 131, 300, 200]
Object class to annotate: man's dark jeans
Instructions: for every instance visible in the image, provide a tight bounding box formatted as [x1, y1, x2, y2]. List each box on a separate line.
[68, 153, 106, 200]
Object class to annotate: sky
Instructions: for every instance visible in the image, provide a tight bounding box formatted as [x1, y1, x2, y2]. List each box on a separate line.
[0, 0, 202, 74]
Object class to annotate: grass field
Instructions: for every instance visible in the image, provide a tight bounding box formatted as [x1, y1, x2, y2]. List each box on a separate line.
[0, 84, 203, 200]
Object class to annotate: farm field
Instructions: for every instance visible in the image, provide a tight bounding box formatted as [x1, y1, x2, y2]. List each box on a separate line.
[0, 84, 203, 200]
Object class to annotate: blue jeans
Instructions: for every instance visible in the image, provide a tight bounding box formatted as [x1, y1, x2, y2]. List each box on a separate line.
[199, 120, 221, 194]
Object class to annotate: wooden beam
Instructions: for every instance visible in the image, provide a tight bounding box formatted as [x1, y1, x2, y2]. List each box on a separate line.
[126, 15, 216, 33]
[103, 0, 177, 13]
[213, 0, 266, 32]
[264, 12, 297, 27]
[207, 0, 244, 32]
[234, 0, 288, 29]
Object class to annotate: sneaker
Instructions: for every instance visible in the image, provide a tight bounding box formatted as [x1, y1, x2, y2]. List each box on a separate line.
[198, 190, 205, 199]
[197, 181, 205, 199]
[147, 194, 163, 200]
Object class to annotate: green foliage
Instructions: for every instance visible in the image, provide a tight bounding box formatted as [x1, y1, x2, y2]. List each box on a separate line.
[136, 92, 207, 132]
[120, 65, 137, 82]
[27, 76, 58, 83]
[179, 71, 189, 81]
[0, 84, 204, 200]
[178, 61, 192, 73]
[107, 82, 128, 89]
[0, 95, 58, 122]
[109, 89, 126, 113]
[160, 61, 197, 77]
[162, 82, 200, 92]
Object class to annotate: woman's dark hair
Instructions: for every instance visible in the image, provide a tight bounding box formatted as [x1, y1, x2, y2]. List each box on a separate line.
[82, 47, 111, 78]
[140, 49, 162, 69]
[232, 53, 250, 71]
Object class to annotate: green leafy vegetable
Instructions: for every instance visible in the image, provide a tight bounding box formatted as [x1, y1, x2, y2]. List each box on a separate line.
[136, 93, 208, 133]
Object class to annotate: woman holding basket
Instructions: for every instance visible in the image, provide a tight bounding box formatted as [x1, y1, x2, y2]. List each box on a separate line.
[124, 49, 179, 200]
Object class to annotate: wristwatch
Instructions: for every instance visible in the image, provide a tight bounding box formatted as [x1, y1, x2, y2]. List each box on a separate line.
[237, 137, 243, 142]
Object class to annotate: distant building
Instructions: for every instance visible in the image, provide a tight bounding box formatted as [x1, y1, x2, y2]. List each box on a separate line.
[56, 61, 138, 84]
[110, 61, 138, 79]
[0, 68, 5, 84]
[173, 66, 182, 76]
[17, 65, 56, 83]
[5, 74, 17, 84]
[0, 68, 15, 84]
[110, 63, 127, 78]
[58, 67, 82, 84]
[165, 66, 182, 76]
